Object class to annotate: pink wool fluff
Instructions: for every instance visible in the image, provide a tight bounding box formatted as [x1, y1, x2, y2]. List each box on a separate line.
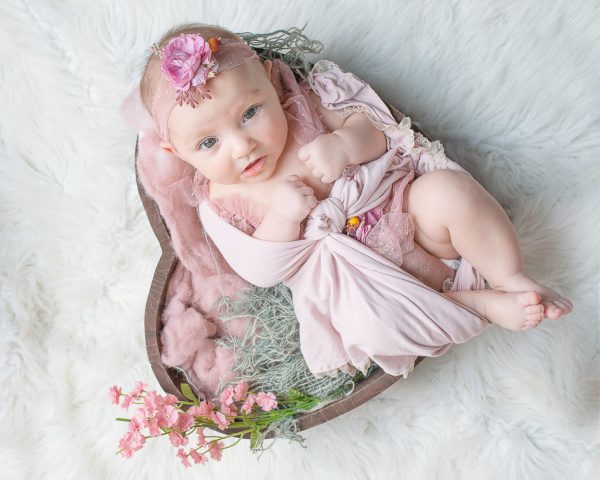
[135, 126, 251, 399]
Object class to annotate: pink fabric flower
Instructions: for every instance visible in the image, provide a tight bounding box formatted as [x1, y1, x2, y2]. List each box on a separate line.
[161, 34, 216, 92]
[356, 207, 383, 243]
[210, 410, 231, 431]
[168, 431, 189, 448]
[255, 392, 278, 412]
[177, 448, 192, 469]
[208, 441, 225, 461]
[233, 381, 249, 401]
[189, 449, 208, 465]
[108, 385, 122, 405]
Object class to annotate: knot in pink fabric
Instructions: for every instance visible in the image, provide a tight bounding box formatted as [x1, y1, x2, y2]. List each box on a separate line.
[304, 198, 346, 239]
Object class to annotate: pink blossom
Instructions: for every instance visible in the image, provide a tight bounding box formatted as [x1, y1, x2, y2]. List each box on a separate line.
[189, 449, 208, 465]
[187, 405, 204, 417]
[219, 385, 236, 406]
[160, 34, 216, 91]
[233, 381, 249, 401]
[177, 448, 192, 469]
[163, 394, 179, 406]
[208, 441, 225, 461]
[256, 392, 278, 412]
[197, 427, 206, 447]
[195, 399, 215, 417]
[131, 381, 147, 398]
[176, 412, 195, 432]
[128, 408, 148, 432]
[120, 394, 134, 410]
[144, 391, 161, 415]
[220, 402, 237, 417]
[211, 410, 231, 431]
[240, 394, 256, 414]
[148, 416, 160, 437]
[157, 405, 179, 428]
[108, 385, 122, 405]
[118, 431, 145, 458]
[168, 431, 189, 448]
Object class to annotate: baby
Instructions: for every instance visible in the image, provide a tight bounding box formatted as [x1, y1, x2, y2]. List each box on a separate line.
[140, 24, 572, 334]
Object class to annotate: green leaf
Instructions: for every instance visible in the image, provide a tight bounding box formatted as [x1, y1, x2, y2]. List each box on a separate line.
[250, 427, 261, 450]
[180, 383, 199, 404]
[286, 388, 310, 403]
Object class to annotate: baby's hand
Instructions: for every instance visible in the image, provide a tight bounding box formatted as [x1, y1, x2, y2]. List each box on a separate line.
[298, 133, 350, 184]
[270, 175, 318, 222]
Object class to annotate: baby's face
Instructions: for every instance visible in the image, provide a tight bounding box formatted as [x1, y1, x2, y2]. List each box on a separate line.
[161, 60, 288, 185]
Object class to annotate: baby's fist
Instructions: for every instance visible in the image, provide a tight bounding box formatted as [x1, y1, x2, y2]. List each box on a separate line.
[297, 133, 350, 184]
[270, 175, 318, 222]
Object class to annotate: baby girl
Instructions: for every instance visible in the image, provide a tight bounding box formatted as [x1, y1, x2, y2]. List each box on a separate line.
[139, 24, 572, 342]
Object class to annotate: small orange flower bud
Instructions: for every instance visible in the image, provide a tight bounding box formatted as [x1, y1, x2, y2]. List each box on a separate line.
[208, 37, 221, 53]
[346, 216, 360, 228]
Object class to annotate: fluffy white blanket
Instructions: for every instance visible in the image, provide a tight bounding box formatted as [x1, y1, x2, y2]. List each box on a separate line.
[1, 1, 598, 479]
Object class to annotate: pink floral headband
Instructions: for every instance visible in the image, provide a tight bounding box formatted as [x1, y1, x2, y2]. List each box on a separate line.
[149, 33, 259, 141]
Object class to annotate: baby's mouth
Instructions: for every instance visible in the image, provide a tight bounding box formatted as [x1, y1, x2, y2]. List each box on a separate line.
[243, 156, 264, 172]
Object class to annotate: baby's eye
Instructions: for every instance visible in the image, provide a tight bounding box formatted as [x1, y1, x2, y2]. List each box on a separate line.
[242, 105, 260, 122]
[198, 137, 218, 150]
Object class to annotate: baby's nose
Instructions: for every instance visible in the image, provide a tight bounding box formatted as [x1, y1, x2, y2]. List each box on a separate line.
[231, 133, 256, 159]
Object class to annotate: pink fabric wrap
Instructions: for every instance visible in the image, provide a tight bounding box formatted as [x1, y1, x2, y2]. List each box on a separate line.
[124, 57, 488, 396]
[198, 60, 490, 379]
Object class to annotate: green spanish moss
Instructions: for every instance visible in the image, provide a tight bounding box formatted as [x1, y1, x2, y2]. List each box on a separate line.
[237, 26, 323, 80]
[214, 283, 379, 401]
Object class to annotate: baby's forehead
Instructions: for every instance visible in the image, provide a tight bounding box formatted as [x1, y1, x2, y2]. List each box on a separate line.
[168, 61, 270, 137]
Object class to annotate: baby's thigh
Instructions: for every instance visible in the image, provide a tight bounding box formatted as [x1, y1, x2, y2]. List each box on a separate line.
[405, 170, 472, 258]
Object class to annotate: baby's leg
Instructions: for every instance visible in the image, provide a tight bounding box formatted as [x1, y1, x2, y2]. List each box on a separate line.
[405, 170, 573, 329]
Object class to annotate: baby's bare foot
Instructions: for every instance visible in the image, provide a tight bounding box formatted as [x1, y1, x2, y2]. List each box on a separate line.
[476, 290, 545, 331]
[492, 272, 573, 320]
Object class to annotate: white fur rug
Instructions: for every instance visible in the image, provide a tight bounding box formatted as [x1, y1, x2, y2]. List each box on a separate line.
[1, 1, 598, 479]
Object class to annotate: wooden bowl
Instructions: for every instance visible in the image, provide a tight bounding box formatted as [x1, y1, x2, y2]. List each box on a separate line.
[136, 104, 432, 437]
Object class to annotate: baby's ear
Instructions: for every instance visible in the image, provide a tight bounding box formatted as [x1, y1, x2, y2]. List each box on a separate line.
[159, 141, 176, 155]
[263, 60, 273, 80]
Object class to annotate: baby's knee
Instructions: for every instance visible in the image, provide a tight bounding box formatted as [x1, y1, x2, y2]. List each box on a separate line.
[409, 170, 472, 209]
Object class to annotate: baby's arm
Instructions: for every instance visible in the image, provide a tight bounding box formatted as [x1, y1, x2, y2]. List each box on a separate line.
[253, 209, 300, 241]
[298, 91, 387, 183]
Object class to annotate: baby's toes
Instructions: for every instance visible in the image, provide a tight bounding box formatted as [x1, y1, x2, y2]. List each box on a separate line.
[556, 296, 573, 313]
[544, 302, 564, 320]
[525, 304, 544, 322]
[518, 291, 542, 306]
[521, 319, 542, 331]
